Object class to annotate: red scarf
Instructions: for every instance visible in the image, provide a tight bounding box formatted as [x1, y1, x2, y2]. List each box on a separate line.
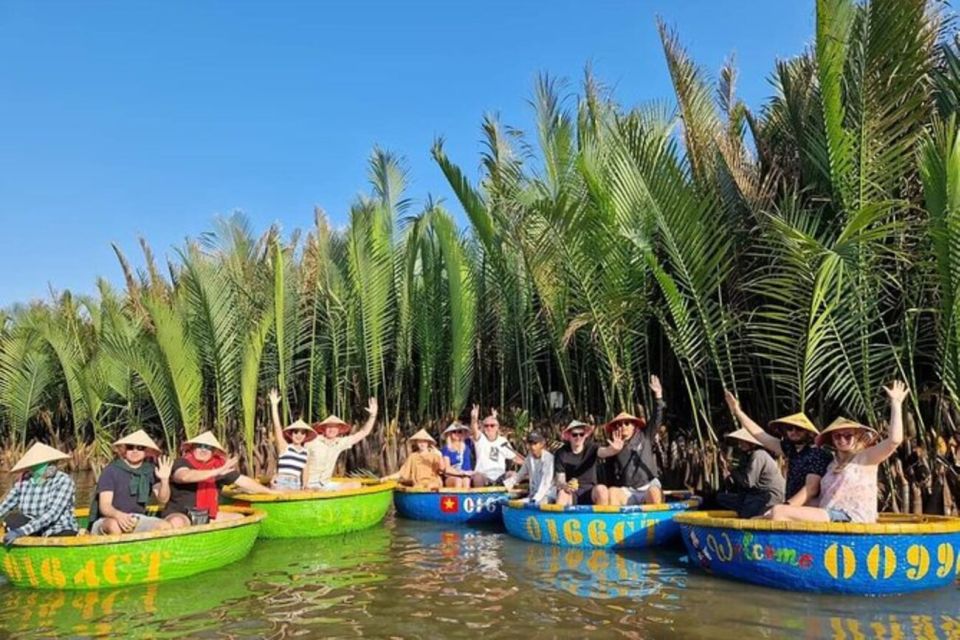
[184, 451, 225, 519]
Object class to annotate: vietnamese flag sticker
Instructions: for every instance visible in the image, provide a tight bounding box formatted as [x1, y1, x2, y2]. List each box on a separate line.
[440, 495, 459, 513]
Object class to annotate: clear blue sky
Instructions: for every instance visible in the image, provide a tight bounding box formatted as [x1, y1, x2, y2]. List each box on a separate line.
[0, 1, 813, 306]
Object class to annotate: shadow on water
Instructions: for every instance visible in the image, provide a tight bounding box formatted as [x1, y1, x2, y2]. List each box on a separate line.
[0, 516, 957, 638]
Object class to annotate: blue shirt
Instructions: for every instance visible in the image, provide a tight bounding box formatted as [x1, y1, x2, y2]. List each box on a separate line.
[441, 444, 474, 472]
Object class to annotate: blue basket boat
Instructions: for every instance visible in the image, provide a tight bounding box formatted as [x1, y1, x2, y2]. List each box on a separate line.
[676, 510, 960, 595]
[393, 486, 511, 524]
[502, 492, 702, 549]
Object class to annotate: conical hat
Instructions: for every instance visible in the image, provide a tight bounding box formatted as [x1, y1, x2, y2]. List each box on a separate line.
[407, 429, 436, 446]
[113, 429, 162, 454]
[183, 431, 226, 453]
[442, 421, 470, 436]
[724, 428, 762, 447]
[10, 443, 69, 473]
[603, 411, 647, 433]
[561, 420, 595, 441]
[313, 415, 351, 435]
[815, 417, 878, 447]
[283, 418, 318, 443]
[768, 412, 819, 435]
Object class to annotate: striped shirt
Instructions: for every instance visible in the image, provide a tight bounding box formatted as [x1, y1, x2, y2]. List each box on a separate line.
[0, 471, 78, 537]
[277, 445, 309, 478]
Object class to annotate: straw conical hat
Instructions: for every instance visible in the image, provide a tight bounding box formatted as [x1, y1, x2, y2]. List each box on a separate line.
[768, 412, 819, 435]
[183, 431, 226, 453]
[815, 417, 878, 447]
[603, 411, 647, 433]
[724, 428, 762, 447]
[283, 418, 318, 443]
[10, 443, 69, 473]
[442, 422, 469, 436]
[407, 429, 436, 446]
[313, 415, 351, 435]
[561, 419, 595, 441]
[113, 429, 162, 454]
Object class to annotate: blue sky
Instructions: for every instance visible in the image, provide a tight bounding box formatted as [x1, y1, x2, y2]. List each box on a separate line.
[0, 1, 813, 306]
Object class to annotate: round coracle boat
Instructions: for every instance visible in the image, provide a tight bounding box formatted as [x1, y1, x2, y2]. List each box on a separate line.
[676, 510, 960, 595]
[393, 486, 511, 524]
[503, 492, 702, 549]
[0, 505, 263, 590]
[226, 478, 395, 538]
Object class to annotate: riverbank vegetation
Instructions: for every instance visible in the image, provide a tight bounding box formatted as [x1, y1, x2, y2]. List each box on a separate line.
[2, 0, 959, 511]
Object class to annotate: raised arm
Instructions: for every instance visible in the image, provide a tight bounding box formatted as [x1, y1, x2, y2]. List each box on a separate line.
[859, 381, 908, 466]
[172, 457, 239, 484]
[470, 404, 480, 441]
[724, 391, 782, 457]
[344, 397, 378, 448]
[269, 389, 286, 458]
[648, 375, 666, 430]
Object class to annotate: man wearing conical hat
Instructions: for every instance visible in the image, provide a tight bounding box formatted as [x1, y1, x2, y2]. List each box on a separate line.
[0, 443, 78, 544]
[304, 397, 380, 491]
[724, 390, 833, 508]
[715, 426, 785, 518]
[90, 429, 174, 535]
[268, 389, 317, 491]
[381, 429, 443, 490]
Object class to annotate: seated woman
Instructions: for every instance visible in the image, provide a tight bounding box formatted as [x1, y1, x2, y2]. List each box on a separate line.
[724, 391, 832, 507]
[716, 428, 785, 518]
[0, 443, 78, 544]
[765, 381, 908, 524]
[163, 431, 274, 527]
[306, 398, 380, 491]
[90, 430, 173, 534]
[554, 420, 613, 506]
[382, 429, 443, 489]
[440, 421, 473, 488]
[504, 431, 555, 504]
[268, 388, 315, 490]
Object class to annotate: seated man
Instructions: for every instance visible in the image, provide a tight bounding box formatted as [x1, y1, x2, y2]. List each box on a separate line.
[163, 431, 274, 527]
[382, 429, 443, 489]
[716, 428, 785, 518]
[0, 443, 78, 544]
[601, 375, 667, 506]
[469, 405, 522, 487]
[554, 420, 611, 506]
[306, 398, 380, 491]
[504, 431, 554, 504]
[90, 430, 173, 535]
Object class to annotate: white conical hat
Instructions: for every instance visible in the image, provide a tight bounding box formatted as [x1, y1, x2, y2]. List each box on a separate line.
[113, 429, 162, 454]
[283, 418, 318, 443]
[313, 415, 352, 435]
[10, 443, 70, 473]
[183, 431, 226, 453]
[408, 428, 437, 445]
[725, 428, 762, 447]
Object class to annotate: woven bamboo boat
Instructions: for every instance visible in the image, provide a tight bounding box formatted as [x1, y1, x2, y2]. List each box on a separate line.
[676, 510, 960, 595]
[226, 479, 395, 538]
[503, 492, 702, 549]
[0, 505, 263, 590]
[393, 486, 510, 524]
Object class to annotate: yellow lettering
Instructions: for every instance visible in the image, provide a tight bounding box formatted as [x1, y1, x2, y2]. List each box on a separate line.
[906, 545, 930, 581]
[524, 516, 541, 542]
[866, 544, 896, 580]
[545, 519, 560, 544]
[72, 560, 100, 588]
[3, 555, 21, 582]
[824, 543, 856, 580]
[562, 519, 583, 546]
[40, 557, 67, 589]
[612, 521, 627, 545]
[102, 554, 132, 586]
[936, 543, 955, 579]
[587, 520, 609, 546]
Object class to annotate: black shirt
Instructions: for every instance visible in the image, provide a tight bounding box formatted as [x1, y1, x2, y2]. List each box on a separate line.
[555, 443, 600, 488]
[610, 398, 665, 488]
[162, 458, 240, 517]
[780, 439, 833, 499]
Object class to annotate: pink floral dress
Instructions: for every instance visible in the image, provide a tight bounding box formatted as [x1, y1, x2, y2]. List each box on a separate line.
[816, 452, 878, 523]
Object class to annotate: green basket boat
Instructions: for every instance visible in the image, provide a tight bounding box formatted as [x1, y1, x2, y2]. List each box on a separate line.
[0, 506, 264, 590]
[226, 479, 395, 538]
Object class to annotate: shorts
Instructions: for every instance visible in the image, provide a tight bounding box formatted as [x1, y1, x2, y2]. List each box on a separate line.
[623, 479, 662, 505]
[827, 508, 852, 523]
[274, 474, 302, 490]
[559, 485, 595, 505]
[90, 514, 168, 535]
[306, 480, 347, 491]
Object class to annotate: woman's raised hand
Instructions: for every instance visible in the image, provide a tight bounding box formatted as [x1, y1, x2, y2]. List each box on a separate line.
[883, 381, 910, 404]
[268, 388, 281, 407]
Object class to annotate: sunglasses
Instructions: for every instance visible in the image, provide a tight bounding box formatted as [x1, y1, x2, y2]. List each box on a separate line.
[832, 432, 857, 441]
[570, 431, 587, 438]
[194, 444, 213, 451]
[126, 445, 147, 452]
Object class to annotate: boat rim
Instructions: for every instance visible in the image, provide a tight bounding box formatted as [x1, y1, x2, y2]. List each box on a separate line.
[230, 479, 397, 502]
[507, 494, 702, 514]
[675, 510, 960, 534]
[395, 485, 511, 494]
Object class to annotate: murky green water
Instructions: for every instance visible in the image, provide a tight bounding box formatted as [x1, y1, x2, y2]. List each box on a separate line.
[0, 515, 957, 639]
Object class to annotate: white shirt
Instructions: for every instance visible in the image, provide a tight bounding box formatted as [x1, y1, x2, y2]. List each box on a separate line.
[505, 450, 554, 503]
[305, 437, 352, 485]
[473, 434, 516, 481]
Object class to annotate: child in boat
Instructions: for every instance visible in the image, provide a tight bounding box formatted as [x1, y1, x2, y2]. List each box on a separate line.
[268, 389, 315, 490]
[382, 429, 443, 489]
[0, 443, 78, 543]
[305, 398, 380, 491]
[440, 421, 474, 488]
[163, 431, 274, 527]
[601, 375, 667, 505]
[90, 430, 173, 534]
[716, 428, 785, 518]
[724, 391, 833, 507]
[504, 431, 555, 504]
[554, 420, 613, 506]
[469, 405, 522, 487]
[764, 381, 908, 524]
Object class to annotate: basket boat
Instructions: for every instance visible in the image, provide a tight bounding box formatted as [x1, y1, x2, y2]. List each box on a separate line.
[676, 510, 960, 595]
[226, 479, 395, 538]
[393, 486, 511, 524]
[0, 505, 263, 590]
[503, 492, 702, 549]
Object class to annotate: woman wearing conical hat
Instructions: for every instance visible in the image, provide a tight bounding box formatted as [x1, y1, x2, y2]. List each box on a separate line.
[305, 397, 380, 491]
[0, 443, 78, 544]
[163, 431, 275, 528]
[381, 429, 443, 490]
[764, 381, 909, 524]
[440, 421, 473, 488]
[89, 429, 174, 535]
[724, 391, 833, 508]
[715, 427, 785, 518]
[268, 389, 317, 491]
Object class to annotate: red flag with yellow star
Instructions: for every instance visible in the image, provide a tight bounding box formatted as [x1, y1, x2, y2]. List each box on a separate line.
[440, 495, 459, 513]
